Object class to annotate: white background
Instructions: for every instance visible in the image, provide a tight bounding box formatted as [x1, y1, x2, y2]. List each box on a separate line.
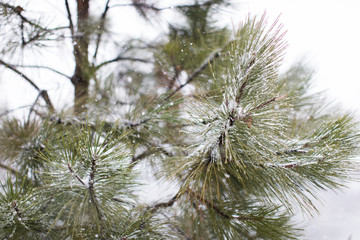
[236, 1, 360, 239]
[1, 0, 360, 239]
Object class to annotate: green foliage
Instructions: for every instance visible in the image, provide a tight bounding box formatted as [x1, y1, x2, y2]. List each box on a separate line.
[0, 1, 359, 239]
[0, 176, 44, 239]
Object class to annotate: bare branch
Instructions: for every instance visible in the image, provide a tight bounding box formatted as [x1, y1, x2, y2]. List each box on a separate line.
[0, 3, 47, 31]
[0, 105, 32, 118]
[0, 58, 54, 112]
[64, 0, 75, 39]
[0, 162, 21, 176]
[92, 0, 111, 60]
[95, 56, 151, 70]
[163, 50, 221, 102]
[110, 2, 161, 11]
[14, 64, 71, 79]
[27, 90, 46, 124]
[110, 2, 216, 11]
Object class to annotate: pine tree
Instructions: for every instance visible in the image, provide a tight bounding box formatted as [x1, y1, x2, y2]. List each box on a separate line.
[0, 1, 359, 239]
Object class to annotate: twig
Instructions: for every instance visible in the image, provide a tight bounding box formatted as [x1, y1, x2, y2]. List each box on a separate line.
[64, 0, 75, 39]
[0, 162, 35, 184]
[235, 53, 257, 103]
[189, 190, 263, 222]
[129, 144, 173, 168]
[0, 105, 32, 118]
[163, 50, 221, 102]
[161, 212, 192, 240]
[67, 163, 86, 186]
[0, 162, 21, 176]
[123, 118, 152, 128]
[110, 3, 161, 11]
[88, 154, 103, 220]
[249, 95, 286, 112]
[0, 3, 48, 31]
[0, 58, 54, 112]
[27, 90, 45, 124]
[0, 59, 39, 91]
[93, 0, 111, 60]
[110, 2, 215, 11]
[14, 64, 71, 79]
[95, 56, 151, 70]
[147, 190, 181, 214]
[11, 200, 23, 218]
[168, 57, 181, 90]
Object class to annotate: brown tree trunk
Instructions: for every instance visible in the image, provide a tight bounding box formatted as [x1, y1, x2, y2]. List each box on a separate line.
[71, 0, 90, 114]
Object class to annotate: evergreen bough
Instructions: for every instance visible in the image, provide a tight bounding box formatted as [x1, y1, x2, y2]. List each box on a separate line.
[0, 1, 359, 239]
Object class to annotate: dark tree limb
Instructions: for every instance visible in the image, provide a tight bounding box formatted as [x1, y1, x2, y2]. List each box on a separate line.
[0, 162, 21, 176]
[14, 64, 71, 79]
[0, 105, 32, 118]
[95, 56, 151, 70]
[110, 2, 219, 11]
[163, 50, 221, 102]
[68, 0, 91, 114]
[27, 90, 46, 124]
[189, 190, 263, 222]
[93, 0, 111, 60]
[64, 0, 75, 38]
[0, 3, 47, 30]
[0, 59, 54, 112]
[147, 190, 181, 214]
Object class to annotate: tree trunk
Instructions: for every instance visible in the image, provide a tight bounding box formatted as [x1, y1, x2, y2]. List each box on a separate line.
[71, 0, 90, 114]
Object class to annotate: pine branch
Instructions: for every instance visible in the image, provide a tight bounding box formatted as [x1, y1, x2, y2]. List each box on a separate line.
[0, 59, 54, 112]
[189, 190, 264, 222]
[258, 160, 324, 169]
[235, 53, 257, 104]
[131, 142, 173, 163]
[67, 163, 86, 186]
[10, 200, 23, 218]
[88, 154, 103, 221]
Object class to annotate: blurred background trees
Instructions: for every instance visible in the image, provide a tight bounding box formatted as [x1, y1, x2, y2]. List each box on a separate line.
[0, 0, 359, 239]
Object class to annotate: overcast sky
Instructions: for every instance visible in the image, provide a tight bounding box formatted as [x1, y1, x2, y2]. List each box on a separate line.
[1, 0, 360, 239]
[237, 1, 360, 239]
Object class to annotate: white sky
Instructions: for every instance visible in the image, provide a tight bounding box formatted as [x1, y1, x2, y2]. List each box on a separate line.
[1, 0, 360, 239]
[233, 1, 360, 239]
